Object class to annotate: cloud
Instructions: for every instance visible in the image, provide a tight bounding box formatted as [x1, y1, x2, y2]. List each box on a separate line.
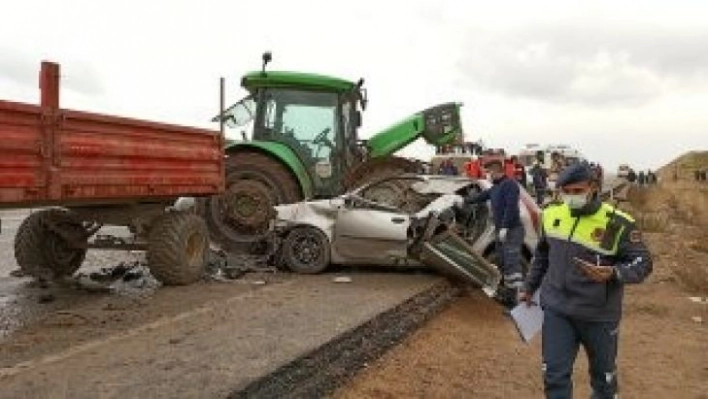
[61, 63, 105, 96]
[0, 47, 105, 96]
[0, 48, 36, 87]
[456, 20, 708, 106]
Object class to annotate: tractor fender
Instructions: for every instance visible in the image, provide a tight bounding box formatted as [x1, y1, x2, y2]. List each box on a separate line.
[225, 142, 314, 199]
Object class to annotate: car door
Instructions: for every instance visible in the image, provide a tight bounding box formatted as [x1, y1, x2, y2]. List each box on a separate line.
[333, 199, 410, 263]
[417, 229, 501, 296]
[332, 176, 422, 263]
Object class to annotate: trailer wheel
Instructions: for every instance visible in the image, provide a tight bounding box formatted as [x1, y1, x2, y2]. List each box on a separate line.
[14, 208, 87, 280]
[281, 226, 331, 274]
[147, 212, 208, 286]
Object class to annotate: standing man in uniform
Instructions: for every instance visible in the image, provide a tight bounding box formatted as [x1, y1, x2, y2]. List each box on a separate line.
[465, 159, 525, 306]
[519, 163, 653, 399]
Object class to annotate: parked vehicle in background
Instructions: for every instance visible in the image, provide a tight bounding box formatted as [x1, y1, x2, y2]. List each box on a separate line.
[272, 175, 540, 292]
[517, 143, 587, 190]
[617, 164, 632, 178]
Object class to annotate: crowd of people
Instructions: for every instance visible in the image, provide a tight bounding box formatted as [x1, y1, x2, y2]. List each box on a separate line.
[436, 152, 606, 207]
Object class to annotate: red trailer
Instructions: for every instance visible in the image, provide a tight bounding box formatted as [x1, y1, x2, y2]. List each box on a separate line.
[0, 62, 224, 285]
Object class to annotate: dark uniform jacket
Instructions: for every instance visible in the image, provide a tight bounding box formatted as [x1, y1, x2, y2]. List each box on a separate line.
[467, 176, 521, 229]
[524, 200, 652, 321]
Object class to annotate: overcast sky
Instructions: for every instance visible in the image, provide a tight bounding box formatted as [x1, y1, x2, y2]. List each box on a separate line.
[2, 0, 706, 171]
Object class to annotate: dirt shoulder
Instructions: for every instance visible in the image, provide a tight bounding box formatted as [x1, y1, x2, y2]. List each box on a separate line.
[335, 278, 707, 398]
[336, 178, 708, 399]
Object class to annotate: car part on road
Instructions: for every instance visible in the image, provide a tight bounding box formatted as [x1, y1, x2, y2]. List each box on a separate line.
[420, 230, 501, 296]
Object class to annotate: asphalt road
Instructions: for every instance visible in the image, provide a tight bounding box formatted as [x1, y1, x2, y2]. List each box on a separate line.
[0, 209, 28, 278]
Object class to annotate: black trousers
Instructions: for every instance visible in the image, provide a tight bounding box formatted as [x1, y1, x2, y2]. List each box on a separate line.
[542, 308, 620, 399]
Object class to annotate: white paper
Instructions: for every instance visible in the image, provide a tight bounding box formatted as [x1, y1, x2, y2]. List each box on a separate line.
[510, 291, 544, 343]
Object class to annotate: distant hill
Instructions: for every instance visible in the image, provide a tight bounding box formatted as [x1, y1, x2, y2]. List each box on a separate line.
[657, 151, 708, 182]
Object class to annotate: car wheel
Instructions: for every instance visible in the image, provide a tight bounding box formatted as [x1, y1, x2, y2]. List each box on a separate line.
[282, 226, 331, 274]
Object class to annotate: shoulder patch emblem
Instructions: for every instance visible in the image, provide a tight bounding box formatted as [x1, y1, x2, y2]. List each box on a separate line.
[629, 230, 643, 243]
[591, 228, 605, 242]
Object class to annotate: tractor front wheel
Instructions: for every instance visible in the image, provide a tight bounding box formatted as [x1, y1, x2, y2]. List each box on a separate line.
[203, 152, 302, 253]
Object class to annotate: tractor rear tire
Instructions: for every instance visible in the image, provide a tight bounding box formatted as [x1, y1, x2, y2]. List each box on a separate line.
[203, 151, 302, 253]
[14, 208, 87, 280]
[343, 156, 423, 190]
[147, 212, 208, 286]
[343, 156, 424, 208]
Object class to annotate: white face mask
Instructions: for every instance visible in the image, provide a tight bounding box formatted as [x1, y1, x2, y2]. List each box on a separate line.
[561, 193, 588, 209]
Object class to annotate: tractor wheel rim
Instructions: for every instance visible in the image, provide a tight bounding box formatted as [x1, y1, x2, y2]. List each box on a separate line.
[220, 180, 274, 232]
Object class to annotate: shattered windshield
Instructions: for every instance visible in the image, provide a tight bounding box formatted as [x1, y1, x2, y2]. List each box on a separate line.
[213, 95, 256, 128]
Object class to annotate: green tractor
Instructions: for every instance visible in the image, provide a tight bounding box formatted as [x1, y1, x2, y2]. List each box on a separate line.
[204, 53, 463, 251]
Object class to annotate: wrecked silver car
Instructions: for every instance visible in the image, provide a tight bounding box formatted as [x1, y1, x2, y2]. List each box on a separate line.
[273, 175, 541, 293]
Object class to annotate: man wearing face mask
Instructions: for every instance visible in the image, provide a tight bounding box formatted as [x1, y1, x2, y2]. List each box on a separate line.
[518, 162, 653, 399]
[464, 159, 525, 307]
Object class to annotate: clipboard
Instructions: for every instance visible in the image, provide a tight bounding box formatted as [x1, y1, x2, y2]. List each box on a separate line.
[510, 290, 543, 343]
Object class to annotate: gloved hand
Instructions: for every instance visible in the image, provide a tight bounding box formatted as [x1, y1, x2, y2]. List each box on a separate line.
[498, 228, 508, 242]
[517, 290, 535, 307]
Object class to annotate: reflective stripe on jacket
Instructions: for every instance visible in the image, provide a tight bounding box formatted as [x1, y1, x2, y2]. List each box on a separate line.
[525, 201, 653, 321]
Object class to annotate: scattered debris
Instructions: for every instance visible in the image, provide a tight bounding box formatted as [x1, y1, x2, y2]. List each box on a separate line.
[74, 275, 112, 293]
[9, 269, 27, 278]
[333, 276, 353, 284]
[73, 261, 160, 297]
[37, 294, 55, 304]
[688, 296, 707, 304]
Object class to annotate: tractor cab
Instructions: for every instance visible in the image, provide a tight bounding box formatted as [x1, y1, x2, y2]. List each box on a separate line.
[217, 54, 367, 197]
